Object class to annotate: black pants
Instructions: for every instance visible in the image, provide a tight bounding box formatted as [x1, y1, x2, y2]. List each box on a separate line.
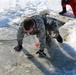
[62, 0, 68, 5]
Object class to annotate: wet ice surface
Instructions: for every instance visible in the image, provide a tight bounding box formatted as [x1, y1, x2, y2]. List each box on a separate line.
[0, 37, 76, 75]
[0, 0, 76, 75]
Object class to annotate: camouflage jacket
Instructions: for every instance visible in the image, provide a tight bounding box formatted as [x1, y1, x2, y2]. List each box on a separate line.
[17, 15, 61, 50]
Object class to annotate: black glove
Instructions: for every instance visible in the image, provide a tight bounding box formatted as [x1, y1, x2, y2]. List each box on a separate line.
[56, 34, 63, 43]
[36, 50, 46, 57]
[14, 45, 22, 52]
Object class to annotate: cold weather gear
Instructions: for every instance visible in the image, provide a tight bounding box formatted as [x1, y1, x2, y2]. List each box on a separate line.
[56, 34, 63, 43]
[46, 34, 51, 47]
[15, 15, 64, 57]
[17, 15, 63, 51]
[14, 45, 22, 52]
[59, 7, 66, 15]
[60, 0, 76, 16]
[36, 50, 46, 57]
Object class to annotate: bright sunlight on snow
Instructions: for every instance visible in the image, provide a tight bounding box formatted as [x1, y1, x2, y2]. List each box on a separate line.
[0, 0, 76, 75]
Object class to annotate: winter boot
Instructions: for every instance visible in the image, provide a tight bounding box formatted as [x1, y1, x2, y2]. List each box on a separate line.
[56, 34, 63, 43]
[59, 7, 66, 15]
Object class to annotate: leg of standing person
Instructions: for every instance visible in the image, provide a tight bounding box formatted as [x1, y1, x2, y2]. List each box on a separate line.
[68, 0, 76, 17]
[59, 0, 67, 15]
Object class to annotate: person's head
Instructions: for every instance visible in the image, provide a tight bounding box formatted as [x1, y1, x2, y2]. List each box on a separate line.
[22, 18, 35, 33]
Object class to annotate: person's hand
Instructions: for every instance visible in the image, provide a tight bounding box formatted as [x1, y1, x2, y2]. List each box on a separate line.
[14, 45, 22, 52]
[36, 50, 46, 57]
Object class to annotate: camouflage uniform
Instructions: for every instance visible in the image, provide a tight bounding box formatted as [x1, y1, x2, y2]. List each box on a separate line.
[17, 15, 61, 50]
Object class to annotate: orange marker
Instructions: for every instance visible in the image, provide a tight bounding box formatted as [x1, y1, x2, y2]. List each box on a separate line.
[35, 43, 40, 47]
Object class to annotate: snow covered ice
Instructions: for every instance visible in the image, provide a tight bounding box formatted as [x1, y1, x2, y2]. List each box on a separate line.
[0, 0, 76, 75]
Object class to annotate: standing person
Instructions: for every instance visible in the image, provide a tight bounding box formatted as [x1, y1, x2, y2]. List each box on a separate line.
[14, 15, 64, 57]
[59, 0, 76, 17]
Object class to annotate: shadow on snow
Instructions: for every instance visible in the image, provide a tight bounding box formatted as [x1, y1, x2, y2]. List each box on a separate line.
[22, 39, 76, 75]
